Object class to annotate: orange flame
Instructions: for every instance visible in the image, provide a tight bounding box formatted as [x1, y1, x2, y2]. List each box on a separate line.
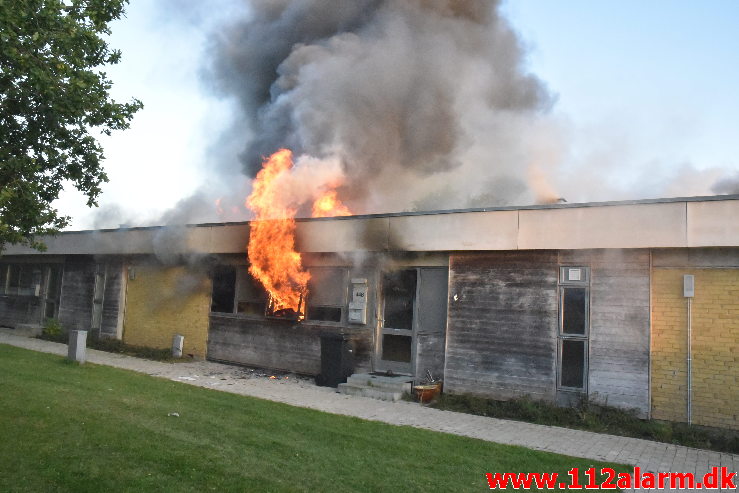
[246, 149, 310, 316]
[245, 149, 353, 318]
[312, 189, 351, 218]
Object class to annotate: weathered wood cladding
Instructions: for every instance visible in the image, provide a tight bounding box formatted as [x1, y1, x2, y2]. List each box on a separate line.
[100, 260, 124, 338]
[445, 249, 650, 414]
[561, 250, 650, 415]
[58, 257, 124, 336]
[207, 315, 373, 375]
[0, 295, 43, 328]
[445, 251, 559, 401]
[57, 258, 95, 332]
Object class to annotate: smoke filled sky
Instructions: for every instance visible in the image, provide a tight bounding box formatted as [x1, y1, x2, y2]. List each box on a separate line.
[53, 0, 739, 229]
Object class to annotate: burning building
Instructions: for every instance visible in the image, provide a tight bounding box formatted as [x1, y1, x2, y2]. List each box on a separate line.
[1, 194, 739, 431]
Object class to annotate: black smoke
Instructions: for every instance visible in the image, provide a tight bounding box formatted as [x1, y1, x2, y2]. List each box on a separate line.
[205, 0, 556, 212]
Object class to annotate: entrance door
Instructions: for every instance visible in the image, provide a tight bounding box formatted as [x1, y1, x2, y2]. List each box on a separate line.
[378, 270, 417, 374]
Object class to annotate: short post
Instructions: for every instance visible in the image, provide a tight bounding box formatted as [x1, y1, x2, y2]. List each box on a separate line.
[172, 334, 184, 358]
[68, 330, 88, 364]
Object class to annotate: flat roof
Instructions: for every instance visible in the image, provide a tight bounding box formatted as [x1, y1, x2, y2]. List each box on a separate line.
[3, 194, 739, 255]
[58, 193, 739, 234]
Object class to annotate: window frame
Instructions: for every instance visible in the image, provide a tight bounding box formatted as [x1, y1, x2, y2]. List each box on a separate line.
[209, 264, 351, 325]
[557, 266, 590, 392]
[303, 267, 348, 325]
[233, 265, 268, 318]
[0, 263, 47, 298]
[210, 265, 237, 315]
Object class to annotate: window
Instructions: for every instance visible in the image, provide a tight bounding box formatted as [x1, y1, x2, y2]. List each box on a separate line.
[305, 268, 347, 323]
[0, 264, 44, 297]
[210, 265, 269, 317]
[235, 266, 267, 316]
[562, 288, 587, 335]
[6, 264, 21, 295]
[44, 265, 63, 318]
[211, 265, 236, 313]
[210, 264, 349, 323]
[0, 263, 62, 319]
[558, 266, 589, 391]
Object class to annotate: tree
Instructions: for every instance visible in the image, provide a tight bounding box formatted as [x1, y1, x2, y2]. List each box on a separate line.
[0, 0, 142, 250]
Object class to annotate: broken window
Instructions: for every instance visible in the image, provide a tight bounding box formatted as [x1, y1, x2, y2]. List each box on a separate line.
[211, 265, 236, 313]
[306, 268, 347, 323]
[235, 267, 267, 316]
[558, 266, 589, 390]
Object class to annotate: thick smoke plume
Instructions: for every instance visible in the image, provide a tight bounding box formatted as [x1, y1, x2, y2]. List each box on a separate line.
[712, 173, 739, 195]
[207, 0, 559, 213]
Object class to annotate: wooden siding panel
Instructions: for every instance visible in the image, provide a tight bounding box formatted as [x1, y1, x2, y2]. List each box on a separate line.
[0, 296, 43, 328]
[570, 250, 651, 415]
[445, 251, 559, 401]
[57, 259, 95, 332]
[101, 261, 123, 338]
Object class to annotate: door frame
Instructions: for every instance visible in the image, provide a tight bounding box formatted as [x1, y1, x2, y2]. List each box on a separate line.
[374, 268, 420, 375]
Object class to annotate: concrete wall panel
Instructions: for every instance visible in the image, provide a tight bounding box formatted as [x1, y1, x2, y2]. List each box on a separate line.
[688, 200, 739, 247]
[519, 203, 687, 250]
[296, 218, 389, 252]
[388, 211, 518, 251]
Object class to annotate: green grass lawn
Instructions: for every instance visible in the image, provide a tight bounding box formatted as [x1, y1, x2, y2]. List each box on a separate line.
[0, 344, 629, 492]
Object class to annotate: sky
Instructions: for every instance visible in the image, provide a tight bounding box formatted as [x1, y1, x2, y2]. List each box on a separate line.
[54, 0, 739, 230]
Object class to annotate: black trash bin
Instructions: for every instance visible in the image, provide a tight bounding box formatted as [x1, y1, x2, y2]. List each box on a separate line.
[316, 332, 354, 387]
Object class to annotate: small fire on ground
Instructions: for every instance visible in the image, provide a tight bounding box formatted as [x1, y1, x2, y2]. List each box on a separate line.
[245, 149, 351, 320]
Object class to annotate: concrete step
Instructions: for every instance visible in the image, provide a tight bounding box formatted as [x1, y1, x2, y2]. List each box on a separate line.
[345, 373, 414, 393]
[337, 383, 405, 401]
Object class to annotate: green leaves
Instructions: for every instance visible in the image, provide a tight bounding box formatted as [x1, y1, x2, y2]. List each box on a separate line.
[0, 0, 142, 251]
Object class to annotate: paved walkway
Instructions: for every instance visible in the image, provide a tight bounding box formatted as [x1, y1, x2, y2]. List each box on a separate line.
[1, 330, 736, 492]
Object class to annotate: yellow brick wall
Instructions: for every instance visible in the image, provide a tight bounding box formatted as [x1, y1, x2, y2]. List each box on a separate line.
[123, 264, 211, 358]
[651, 269, 739, 430]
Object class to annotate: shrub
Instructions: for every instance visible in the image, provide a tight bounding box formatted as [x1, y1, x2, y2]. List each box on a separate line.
[42, 318, 63, 337]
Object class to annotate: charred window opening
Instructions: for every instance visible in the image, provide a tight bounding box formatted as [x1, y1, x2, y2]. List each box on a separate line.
[235, 267, 267, 316]
[211, 265, 236, 313]
[305, 268, 347, 323]
[210, 265, 350, 323]
[265, 295, 304, 320]
[558, 267, 589, 391]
